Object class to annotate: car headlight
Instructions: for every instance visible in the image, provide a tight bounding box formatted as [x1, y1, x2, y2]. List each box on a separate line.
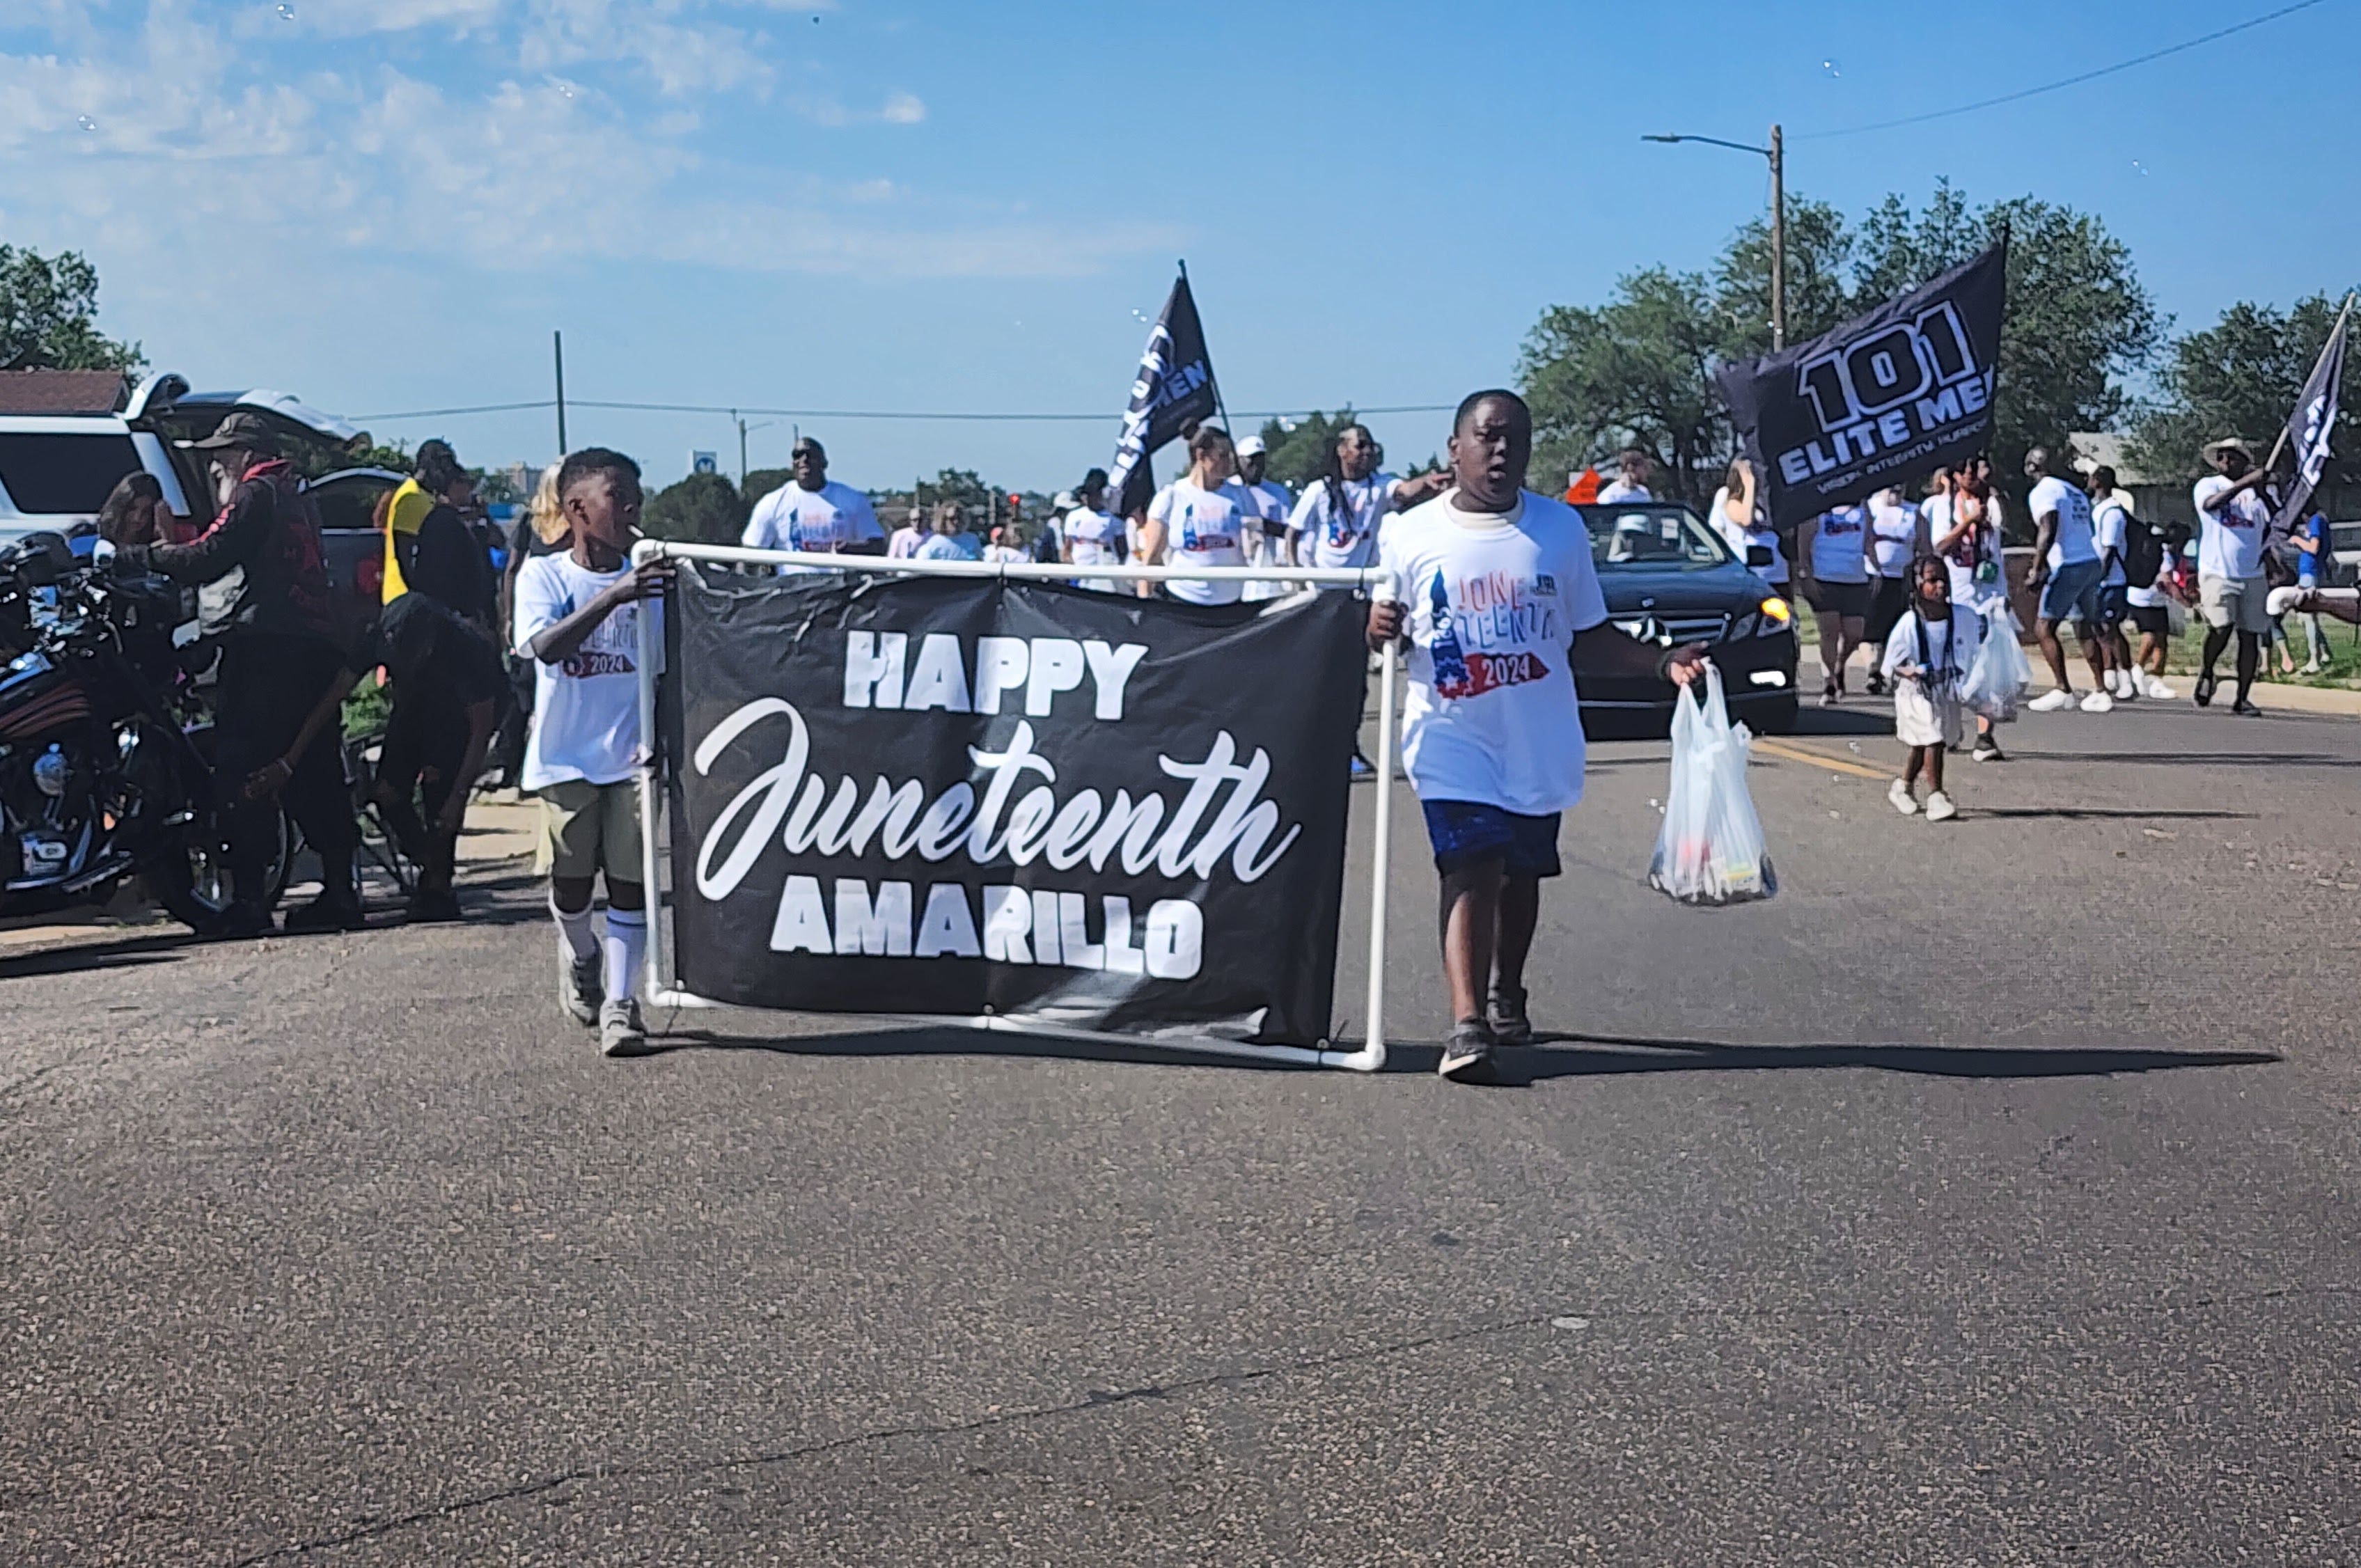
[1754, 596, 1793, 635]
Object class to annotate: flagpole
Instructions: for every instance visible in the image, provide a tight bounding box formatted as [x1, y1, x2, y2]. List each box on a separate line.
[2265, 289, 2356, 473]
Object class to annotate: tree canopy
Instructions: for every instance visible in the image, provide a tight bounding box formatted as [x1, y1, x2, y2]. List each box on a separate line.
[643, 471, 748, 544]
[0, 246, 143, 371]
[2130, 295, 2355, 499]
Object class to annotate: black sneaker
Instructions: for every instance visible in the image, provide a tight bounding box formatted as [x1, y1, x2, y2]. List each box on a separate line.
[2193, 670, 2216, 707]
[1971, 738, 2005, 763]
[281, 896, 366, 934]
[1489, 984, 1533, 1046]
[1438, 1020, 1498, 1084]
[214, 899, 274, 939]
[2230, 698, 2264, 716]
[404, 887, 464, 924]
[1865, 671, 1887, 697]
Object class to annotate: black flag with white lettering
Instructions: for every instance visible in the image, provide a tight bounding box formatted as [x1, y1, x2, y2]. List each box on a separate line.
[661, 567, 1365, 1046]
[1719, 239, 2009, 531]
[2268, 309, 2347, 545]
[1106, 271, 1220, 519]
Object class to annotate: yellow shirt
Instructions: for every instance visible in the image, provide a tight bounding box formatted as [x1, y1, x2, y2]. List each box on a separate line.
[382, 476, 437, 603]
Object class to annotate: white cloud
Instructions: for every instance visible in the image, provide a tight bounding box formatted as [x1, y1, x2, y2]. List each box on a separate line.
[794, 90, 927, 128]
[0, 3, 1173, 291]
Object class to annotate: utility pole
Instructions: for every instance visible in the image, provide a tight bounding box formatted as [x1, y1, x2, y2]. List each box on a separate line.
[1642, 125, 1789, 350]
[553, 330, 567, 455]
[736, 410, 746, 487]
[1768, 123, 1786, 351]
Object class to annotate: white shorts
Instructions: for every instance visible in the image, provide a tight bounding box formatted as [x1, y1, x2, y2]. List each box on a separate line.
[1894, 679, 1964, 749]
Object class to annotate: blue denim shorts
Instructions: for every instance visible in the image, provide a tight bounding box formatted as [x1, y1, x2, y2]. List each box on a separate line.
[2039, 558, 2106, 624]
[1422, 800, 1563, 878]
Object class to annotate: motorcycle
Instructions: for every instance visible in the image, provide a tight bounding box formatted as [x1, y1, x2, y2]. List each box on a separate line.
[0, 531, 288, 934]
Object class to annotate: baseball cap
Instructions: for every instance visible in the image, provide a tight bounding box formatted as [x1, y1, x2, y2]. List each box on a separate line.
[189, 411, 280, 454]
[1052, 490, 1076, 511]
[1235, 434, 1267, 457]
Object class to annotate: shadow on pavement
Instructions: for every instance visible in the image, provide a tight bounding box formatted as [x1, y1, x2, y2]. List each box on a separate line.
[0, 932, 196, 982]
[1383, 1034, 2279, 1085]
[1787, 707, 1897, 737]
[2019, 751, 2361, 769]
[1968, 807, 2256, 821]
[648, 1023, 1326, 1072]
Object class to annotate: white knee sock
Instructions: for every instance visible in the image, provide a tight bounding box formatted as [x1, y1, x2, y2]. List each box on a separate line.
[551, 896, 598, 964]
[603, 908, 646, 1004]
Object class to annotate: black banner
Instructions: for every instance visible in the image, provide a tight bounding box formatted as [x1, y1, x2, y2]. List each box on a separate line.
[1106, 272, 1220, 519]
[1720, 240, 2009, 530]
[661, 567, 1365, 1045]
[2269, 310, 2347, 543]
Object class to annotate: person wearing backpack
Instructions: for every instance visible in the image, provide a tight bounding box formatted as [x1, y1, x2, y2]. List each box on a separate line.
[2085, 466, 2144, 700]
[2115, 501, 2180, 700]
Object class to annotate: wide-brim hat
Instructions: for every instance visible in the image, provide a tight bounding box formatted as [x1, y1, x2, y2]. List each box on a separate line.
[2201, 436, 2252, 462]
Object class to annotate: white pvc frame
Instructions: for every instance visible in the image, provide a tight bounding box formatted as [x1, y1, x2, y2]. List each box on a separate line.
[631, 540, 1400, 1072]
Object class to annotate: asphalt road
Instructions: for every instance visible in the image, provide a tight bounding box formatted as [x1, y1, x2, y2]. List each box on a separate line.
[5, 694, 2358, 1565]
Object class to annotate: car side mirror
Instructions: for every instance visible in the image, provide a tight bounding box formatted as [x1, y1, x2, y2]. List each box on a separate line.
[1746, 545, 1775, 569]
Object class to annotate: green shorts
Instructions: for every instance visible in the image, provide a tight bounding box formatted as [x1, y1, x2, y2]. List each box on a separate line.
[536, 778, 643, 886]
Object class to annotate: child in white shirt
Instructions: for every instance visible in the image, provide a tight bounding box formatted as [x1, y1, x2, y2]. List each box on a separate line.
[1881, 556, 1984, 823]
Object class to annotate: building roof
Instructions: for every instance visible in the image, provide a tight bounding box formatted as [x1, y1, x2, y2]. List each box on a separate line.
[2067, 432, 2157, 486]
[0, 370, 130, 416]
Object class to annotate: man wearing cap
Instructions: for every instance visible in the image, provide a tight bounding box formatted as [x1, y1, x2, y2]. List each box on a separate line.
[1233, 434, 1294, 599]
[741, 437, 885, 563]
[2192, 437, 2275, 714]
[122, 411, 363, 934]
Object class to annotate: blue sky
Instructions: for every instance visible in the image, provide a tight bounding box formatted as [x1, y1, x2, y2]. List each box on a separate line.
[5, 0, 2356, 494]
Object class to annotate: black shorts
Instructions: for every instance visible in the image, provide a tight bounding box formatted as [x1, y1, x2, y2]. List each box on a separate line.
[1865, 575, 1914, 643]
[2080, 585, 2128, 632]
[1801, 578, 1871, 620]
[2125, 602, 2171, 638]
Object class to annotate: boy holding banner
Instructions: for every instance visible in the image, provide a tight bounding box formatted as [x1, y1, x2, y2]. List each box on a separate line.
[1368, 391, 1706, 1085]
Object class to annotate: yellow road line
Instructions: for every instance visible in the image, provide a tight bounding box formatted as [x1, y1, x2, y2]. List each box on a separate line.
[1751, 736, 1894, 781]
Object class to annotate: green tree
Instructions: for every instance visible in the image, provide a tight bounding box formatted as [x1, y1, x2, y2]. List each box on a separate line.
[1519, 267, 1724, 503]
[2129, 295, 2355, 498]
[1712, 196, 1854, 356]
[0, 245, 143, 370]
[743, 467, 792, 505]
[643, 471, 748, 544]
[914, 468, 992, 512]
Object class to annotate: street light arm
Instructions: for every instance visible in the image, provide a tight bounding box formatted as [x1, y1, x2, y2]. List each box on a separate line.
[1641, 133, 1772, 157]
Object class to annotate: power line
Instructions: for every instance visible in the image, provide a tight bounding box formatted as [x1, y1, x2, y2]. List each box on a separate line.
[353, 398, 1458, 424]
[1799, 0, 2330, 139]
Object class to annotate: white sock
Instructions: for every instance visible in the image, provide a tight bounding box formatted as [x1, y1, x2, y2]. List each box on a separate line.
[603, 908, 647, 1004]
[552, 897, 597, 964]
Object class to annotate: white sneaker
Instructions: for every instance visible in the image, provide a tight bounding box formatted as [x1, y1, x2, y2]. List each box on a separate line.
[2079, 690, 2115, 713]
[2266, 586, 2309, 617]
[1888, 778, 1919, 816]
[2027, 688, 2076, 712]
[2141, 674, 2177, 700]
[1924, 791, 1959, 822]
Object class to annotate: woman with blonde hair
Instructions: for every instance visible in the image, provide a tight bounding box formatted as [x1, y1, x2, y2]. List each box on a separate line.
[490, 463, 570, 788]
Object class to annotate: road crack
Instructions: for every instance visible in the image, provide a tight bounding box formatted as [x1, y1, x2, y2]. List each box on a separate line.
[228, 1279, 2360, 1562]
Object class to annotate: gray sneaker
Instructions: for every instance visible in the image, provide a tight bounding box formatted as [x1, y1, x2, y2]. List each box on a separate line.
[599, 998, 654, 1058]
[560, 950, 602, 1026]
[1438, 1020, 1499, 1084]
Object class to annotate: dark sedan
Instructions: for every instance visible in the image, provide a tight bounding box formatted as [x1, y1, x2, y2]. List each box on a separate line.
[1570, 501, 1799, 735]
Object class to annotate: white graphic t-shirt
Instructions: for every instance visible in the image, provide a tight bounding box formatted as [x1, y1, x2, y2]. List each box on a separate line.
[2030, 475, 2098, 570]
[742, 479, 883, 570]
[2194, 475, 2270, 579]
[1807, 505, 1869, 584]
[1289, 472, 1402, 573]
[1147, 478, 1250, 605]
[512, 553, 659, 792]
[1378, 490, 1612, 816]
[1878, 604, 1986, 692]
[1868, 498, 1921, 577]
[1237, 478, 1294, 565]
[1597, 478, 1653, 503]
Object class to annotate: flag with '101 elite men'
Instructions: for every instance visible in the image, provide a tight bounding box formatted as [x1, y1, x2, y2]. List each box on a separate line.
[1719, 239, 2009, 531]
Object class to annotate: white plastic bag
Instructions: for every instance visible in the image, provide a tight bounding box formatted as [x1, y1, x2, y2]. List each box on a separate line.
[1958, 605, 2032, 722]
[1647, 664, 1777, 905]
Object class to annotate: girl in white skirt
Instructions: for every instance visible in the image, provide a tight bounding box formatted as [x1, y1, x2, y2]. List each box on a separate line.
[1881, 556, 1984, 822]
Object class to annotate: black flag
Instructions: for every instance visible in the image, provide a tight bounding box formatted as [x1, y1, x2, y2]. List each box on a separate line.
[2268, 307, 2347, 544]
[1106, 270, 1219, 518]
[1720, 240, 2009, 531]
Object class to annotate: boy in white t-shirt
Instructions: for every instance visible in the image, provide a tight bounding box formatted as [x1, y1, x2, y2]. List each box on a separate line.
[1370, 391, 1706, 1085]
[514, 448, 670, 1057]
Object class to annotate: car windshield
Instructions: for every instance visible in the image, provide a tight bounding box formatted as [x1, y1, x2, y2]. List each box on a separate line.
[1576, 503, 1732, 570]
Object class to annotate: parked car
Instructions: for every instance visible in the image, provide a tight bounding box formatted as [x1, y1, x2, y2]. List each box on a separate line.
[0, 373, 390, 641]
[1571, 501, 1800, 735]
